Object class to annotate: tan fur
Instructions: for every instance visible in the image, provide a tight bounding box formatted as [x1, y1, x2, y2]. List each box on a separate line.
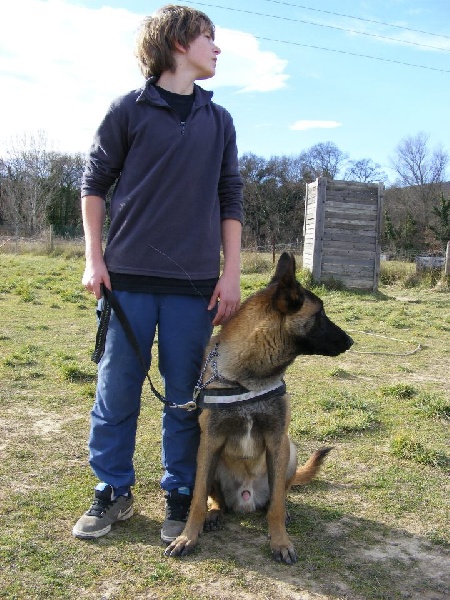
[164, 253, 352, 564]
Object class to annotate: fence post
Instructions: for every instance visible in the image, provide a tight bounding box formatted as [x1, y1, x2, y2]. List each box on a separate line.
[445, 241, 450, 276]
[47, 225, 54, 253]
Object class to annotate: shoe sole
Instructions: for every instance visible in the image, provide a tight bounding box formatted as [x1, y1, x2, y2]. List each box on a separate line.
[160, 521, 187, 545]
[160, 531, 176, 545]
[72, 505, 134, 540]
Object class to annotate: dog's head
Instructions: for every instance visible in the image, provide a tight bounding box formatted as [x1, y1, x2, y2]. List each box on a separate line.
[269, 252, 353, 357]
[215, 253, 353, 386]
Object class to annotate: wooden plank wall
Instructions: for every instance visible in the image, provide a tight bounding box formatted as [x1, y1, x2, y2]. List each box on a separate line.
[303, 177, 326, 280]
[303, 178, 384, 291]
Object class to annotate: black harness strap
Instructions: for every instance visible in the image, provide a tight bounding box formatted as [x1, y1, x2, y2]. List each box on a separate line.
[197, 381, 287, 409]
[92, 285, 196, 411]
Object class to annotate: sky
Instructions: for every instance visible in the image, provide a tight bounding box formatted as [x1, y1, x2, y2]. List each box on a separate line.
[1, 0, 449, 182]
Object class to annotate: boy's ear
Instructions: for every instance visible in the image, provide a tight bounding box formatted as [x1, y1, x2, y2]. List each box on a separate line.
[173, 40, 188, 54]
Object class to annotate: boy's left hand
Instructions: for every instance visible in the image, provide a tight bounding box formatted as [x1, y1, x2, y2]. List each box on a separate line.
[208, 273, 240, 326]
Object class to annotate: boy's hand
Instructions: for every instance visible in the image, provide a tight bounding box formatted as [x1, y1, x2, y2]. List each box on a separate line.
[208, 272, 241, 326]
[82, 258, 111, 300]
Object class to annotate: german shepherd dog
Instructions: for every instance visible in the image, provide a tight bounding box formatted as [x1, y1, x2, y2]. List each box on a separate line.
[165, 253, 353, 564]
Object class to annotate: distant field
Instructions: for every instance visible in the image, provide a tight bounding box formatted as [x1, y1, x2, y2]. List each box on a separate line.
[0, 252, 449, 600]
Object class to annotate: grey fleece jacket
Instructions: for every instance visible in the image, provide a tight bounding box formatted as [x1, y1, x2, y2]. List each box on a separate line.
[81, 78, 243, 280]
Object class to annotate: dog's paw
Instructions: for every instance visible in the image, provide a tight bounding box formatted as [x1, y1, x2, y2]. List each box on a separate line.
[271, 542, 298, 565]
[204, 509, 222, 532]
[164, 535, 197, 558]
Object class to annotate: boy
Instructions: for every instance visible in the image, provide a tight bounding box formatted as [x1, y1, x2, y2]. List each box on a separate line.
[72, 4, 243, 544]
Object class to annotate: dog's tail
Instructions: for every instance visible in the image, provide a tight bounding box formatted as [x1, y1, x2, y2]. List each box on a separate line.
[291, 447, 333, 486]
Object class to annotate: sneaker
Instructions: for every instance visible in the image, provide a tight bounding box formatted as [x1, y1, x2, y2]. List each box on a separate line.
[160, 487, 192, 544]
[72, 483, 134, 539]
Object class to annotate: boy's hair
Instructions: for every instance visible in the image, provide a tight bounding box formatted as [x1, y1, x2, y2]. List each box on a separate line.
[135, 4, 215, 79]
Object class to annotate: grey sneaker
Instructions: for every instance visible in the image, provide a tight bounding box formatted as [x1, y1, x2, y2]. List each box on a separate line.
[160, 487, 192, 544]
[72, 484, 134, 539]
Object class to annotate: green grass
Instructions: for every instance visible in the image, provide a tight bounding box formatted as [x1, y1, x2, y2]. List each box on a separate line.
[0, 251, 449, 600]
[390, 434, 450, 469]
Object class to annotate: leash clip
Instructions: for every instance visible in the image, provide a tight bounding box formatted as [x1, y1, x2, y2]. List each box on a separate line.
[171, 399, 198, 412]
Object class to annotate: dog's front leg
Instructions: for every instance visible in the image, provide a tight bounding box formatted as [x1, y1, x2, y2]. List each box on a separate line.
[204, 481, 225, 531]
[266, 432, 298, 565]
[165, 429, 224, 558]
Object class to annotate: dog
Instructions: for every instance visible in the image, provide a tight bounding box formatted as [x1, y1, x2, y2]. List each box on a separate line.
[165, 252, 353, 564]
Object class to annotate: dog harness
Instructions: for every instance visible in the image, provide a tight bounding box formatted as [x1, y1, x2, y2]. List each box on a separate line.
[196, 381, 287, 409]
[194, 342, 287, 409]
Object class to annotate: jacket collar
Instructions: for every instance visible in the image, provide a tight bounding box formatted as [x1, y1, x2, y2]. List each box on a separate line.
[136, 77, 213, 108]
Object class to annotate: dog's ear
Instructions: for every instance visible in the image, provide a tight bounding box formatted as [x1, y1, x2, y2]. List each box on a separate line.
[270, 253, 305, 314]
[270, 252, 296, 285]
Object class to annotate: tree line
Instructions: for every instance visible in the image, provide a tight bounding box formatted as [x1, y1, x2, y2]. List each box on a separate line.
[1, 131, 448, 256]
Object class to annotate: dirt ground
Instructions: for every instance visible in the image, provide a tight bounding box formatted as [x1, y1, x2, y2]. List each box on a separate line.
[162, 516, 450, 600]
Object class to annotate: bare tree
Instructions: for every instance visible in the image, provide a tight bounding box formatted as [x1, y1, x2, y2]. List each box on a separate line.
[344, 158, 387, 183]
[389, 132, 449, 232]
[300, 141, 348, 181]
[390, 132, 448, 187]
[0, 131, 59, 235]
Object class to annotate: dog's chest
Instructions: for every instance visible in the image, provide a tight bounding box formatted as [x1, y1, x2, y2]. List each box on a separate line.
[221, 414, 265, 460]
[236, 415, 257, 458]
[206, 399, 287, 456]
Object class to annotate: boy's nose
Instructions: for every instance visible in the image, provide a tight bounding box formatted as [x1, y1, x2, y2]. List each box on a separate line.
[214, 45, 221, 55]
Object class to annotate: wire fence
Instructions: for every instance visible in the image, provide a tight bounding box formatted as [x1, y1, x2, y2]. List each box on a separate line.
[0, 232, 446, 267]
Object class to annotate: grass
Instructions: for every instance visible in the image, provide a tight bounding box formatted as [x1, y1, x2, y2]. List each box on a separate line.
[390, 435, 450, 469]
[0, 251, 449, 600]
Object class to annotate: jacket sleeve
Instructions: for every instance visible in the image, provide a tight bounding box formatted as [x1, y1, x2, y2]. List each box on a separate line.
[81, 97, 129, 199]
[218, 113, 244, 223]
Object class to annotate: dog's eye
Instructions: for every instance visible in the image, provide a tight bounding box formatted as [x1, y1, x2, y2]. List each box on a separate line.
[314, 309, 326, 329]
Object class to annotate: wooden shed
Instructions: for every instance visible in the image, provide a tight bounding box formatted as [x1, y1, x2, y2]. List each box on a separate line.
[302, 178, 384, 291]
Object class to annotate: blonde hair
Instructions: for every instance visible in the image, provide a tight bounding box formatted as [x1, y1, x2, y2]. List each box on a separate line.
[135, 4, 215, 79]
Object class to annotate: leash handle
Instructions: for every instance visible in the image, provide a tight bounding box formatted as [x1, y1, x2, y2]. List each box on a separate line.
[91, 292, 111, 364]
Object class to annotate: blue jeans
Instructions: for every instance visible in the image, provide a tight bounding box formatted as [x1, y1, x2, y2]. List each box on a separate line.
[88, 291, 214, 495]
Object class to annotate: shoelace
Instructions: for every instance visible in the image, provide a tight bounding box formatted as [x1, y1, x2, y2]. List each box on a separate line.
[87, 496, 113, 517]
[165, 494, 191, 522]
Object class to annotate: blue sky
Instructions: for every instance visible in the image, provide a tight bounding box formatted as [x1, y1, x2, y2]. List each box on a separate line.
[1, 0, 449, 182]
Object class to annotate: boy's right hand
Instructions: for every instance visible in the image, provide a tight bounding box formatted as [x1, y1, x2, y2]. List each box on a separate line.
[82, 259, 111, 299]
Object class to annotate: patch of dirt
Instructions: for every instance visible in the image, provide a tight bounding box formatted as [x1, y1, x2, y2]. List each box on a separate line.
[170, 516, 450, 600]
[324, 517, 450, 599]
[0, 406, 83, 442]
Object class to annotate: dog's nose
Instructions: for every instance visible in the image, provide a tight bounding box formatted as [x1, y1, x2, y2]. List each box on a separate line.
[347, 335, 354, 348]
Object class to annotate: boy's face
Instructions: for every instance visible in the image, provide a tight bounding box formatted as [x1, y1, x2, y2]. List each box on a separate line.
[182, 29, 221, 81]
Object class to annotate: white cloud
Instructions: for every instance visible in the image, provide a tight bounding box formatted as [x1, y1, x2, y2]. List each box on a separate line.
[0, 0, 289, 154]
[0, 0, 143, 154]
[290, 120, 342, 131]
[211, 28, 289, 92]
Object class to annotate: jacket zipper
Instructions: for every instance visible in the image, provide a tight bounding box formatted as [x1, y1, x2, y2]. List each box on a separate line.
[180, 104, 200, 135]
